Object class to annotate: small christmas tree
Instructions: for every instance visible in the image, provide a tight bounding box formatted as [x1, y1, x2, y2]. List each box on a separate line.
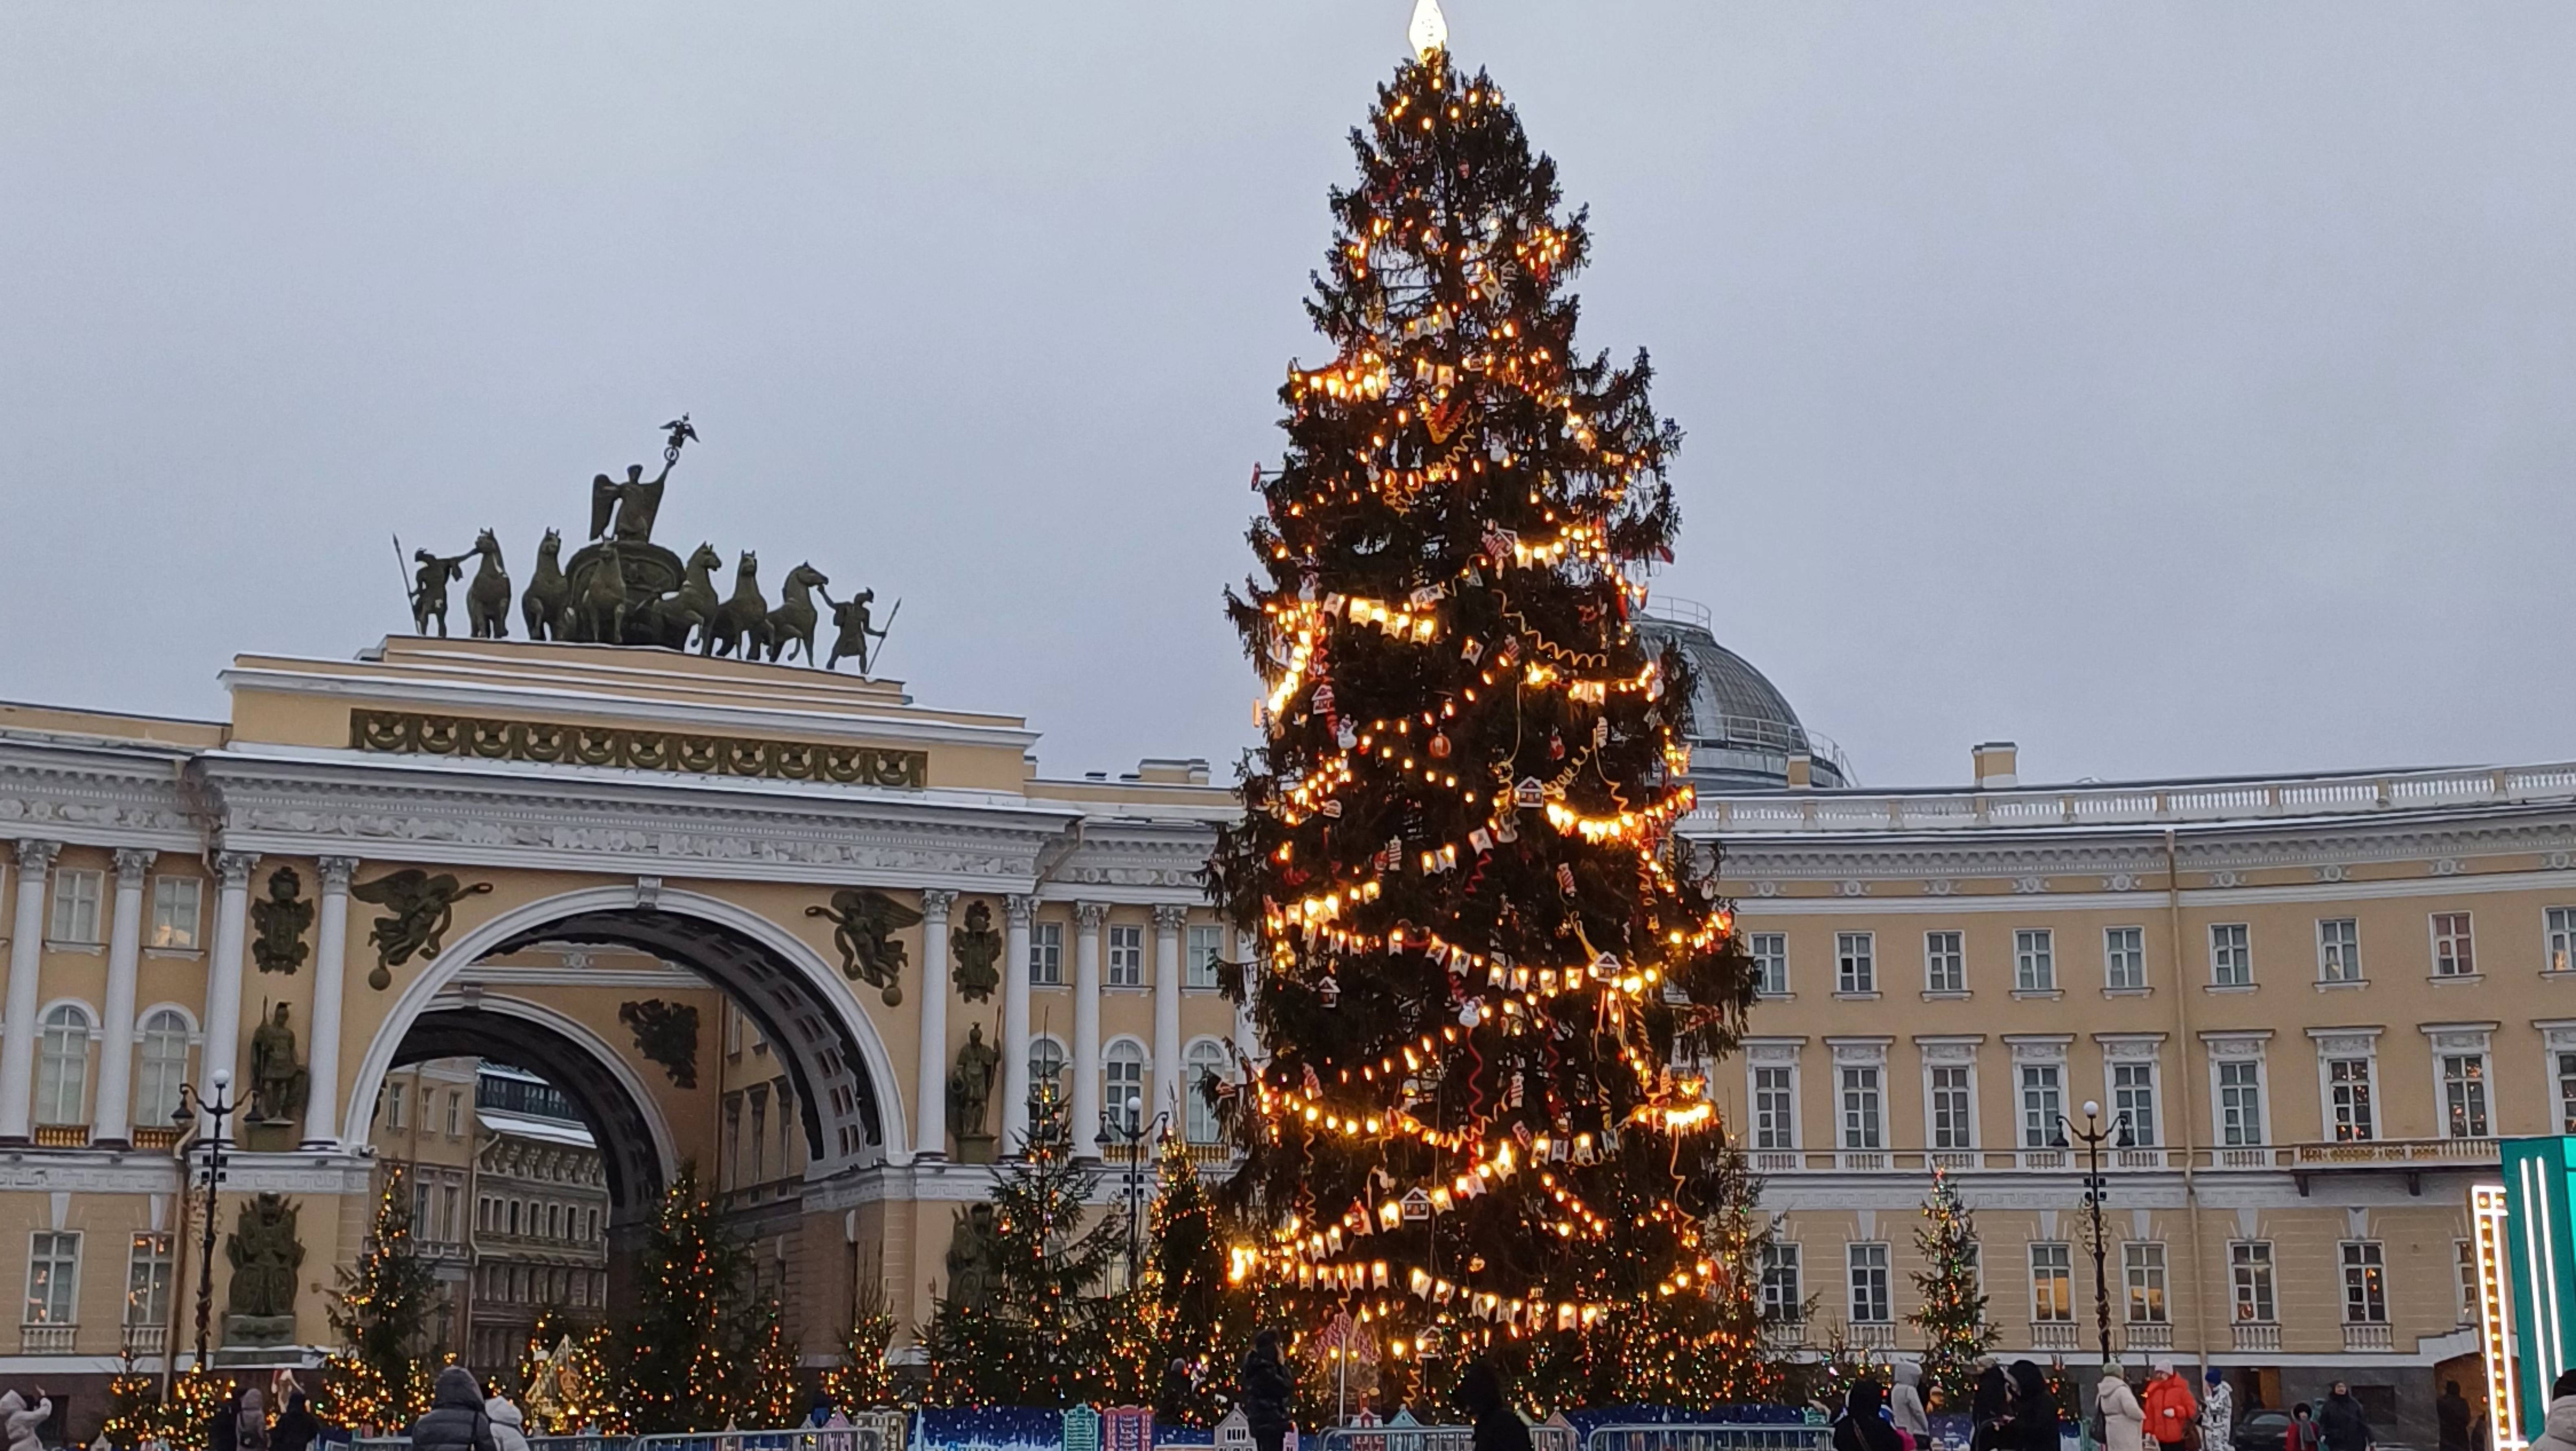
[821, 1278, 902, 1411]
[741, 1304, 804, 1428]
[1115, 1134, 1251, 1426]
[320, 1168, 442, 1429]
[1906, 1168, 1998, 1409]
[606, 1165, 763, 1433]
[923, 1083, 1125, 1407]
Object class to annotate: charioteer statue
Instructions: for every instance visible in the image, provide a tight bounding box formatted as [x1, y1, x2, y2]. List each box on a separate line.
[396, 416, 896, 672]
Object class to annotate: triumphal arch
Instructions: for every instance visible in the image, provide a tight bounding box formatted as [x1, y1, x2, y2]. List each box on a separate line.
[0, 436, 1244, 1414]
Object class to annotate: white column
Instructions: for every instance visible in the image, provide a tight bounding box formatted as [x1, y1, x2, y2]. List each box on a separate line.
[199, 851, 257, 1137]
[1234, 929, 1262, 1065]
[913, 889, 957, 1159]
[91, 848, 154, 1144]
[1072, 902, 1106, 1156]
[999, 894, 1035, 1153]
[1152, 905, 1185, 1124]
[0, 840, 61, 1141]
[303, 857, 356, 1148]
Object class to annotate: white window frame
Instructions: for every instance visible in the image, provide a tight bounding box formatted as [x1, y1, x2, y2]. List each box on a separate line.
[1748, 1047, 1801, 1153]
[34, 1003, 94, 1127]
[124, 1232, 173, 1330]
[1183, 1037, 1230, 1144]
[2101, 1044, 2161, 1148]
[1924, 931, 1965, 995]
[2013, 929, 2056, 992]
[2209, 923, 2252, 988]
[1029, 1035, 1068, 1097]
[1835, 932, 1875, 996]
[2029, 1242, 2074, 1324]
[1847, 1242, 1892, 1325]
[2204, 1036, 2270, 1148]
[1106, 924, 1146, 989]
[2549, 907, 2576, 977]
[2341, 1240, 2388, 1324]
[2124, 1241, 2169, 1324]
[2010, 1039, 2073, 1150]
[26, 1230, 79, 1325]
[2318, 918, 2363, 984]
[1030, 921, 1065, 986]
[2308, 1028, 2383, 1144]
[2431, 912, 2477, 978]
[1184, 925, 1224, 991]
[2439, 1051, 2493, 1139]
[2104, 926, 2147, 991]
[134, 1007, 196, 1131]
[48, 870, 103, 946]
[1748, 933, 1789, 997]
[1839, 1065, 1883, 1151]
[2230, 1241, 2276, 1324]
[1759, 1241, 1803, 1323]
[1919, 1041, 1980, 1153]
[2549, 1028, 2576, 1137]
[1102, 1037, 1149, 1133]
[148, 877, 202, 951]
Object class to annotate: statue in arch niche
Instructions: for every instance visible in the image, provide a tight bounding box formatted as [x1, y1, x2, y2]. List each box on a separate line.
[250, 867, 311, 975]
[248, 1004, 309, 1124]
[223, 1194, 302, 1347]
[950, 900, 1002, 1002]
[946, 1023, 1000, 1163]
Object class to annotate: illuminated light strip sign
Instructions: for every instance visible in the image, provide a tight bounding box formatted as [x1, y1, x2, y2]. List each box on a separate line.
[2473, 1184, 2522, 1451]
[2479, 1138, 2576, 1451]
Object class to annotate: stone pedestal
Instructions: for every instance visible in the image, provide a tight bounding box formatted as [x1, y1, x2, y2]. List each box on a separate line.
[222, 1313, 297, 1348]
[241, 1119, 300, 1152]
[953, 1130, 996, 1165]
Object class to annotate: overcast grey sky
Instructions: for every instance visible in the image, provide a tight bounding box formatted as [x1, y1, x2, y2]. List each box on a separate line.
[6, 4, 2572, 789]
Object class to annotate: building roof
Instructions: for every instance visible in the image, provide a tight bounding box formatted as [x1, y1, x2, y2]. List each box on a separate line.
[1637, 598, 1847, 790]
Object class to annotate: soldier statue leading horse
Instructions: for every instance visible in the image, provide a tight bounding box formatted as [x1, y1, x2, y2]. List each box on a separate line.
[394, 418, 894, 673]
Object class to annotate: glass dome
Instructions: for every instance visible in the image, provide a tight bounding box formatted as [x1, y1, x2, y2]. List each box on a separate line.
[1636, 597, 1848, 790]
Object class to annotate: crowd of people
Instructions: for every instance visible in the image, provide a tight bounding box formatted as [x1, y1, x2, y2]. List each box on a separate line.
[1825, 1359, 2392, 1451]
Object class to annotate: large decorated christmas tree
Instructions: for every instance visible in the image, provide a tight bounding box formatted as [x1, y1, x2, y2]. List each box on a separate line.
[607, 1166, 781, 1433]
[1208, 0, 1763, 1407]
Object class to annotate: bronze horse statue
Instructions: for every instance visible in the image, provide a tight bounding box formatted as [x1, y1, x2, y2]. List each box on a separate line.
[708, 551, 771, 659]
[521, 529, 569, 640]
[573, 539, 630, 645]
[765, 563, 829, 665]
[627, 542, 723, 652]
[464, 529, 512, 640]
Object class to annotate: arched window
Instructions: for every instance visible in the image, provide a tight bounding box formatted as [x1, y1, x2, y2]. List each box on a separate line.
[1185, 1041, 1230, 1145]
[35, 1005, 92, 1126]
[135, 1010, 192, 1129]
[1104, 1042, 1147, 1137]
[1029, 1040, 1067, 1099]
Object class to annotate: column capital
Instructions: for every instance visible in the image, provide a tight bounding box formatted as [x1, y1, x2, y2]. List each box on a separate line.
[1076, 901, 1110, 930]
[920, 888, 958, 922]
[1152, 903, 1190, 932]
[317, 857, 360, 892]
[12, 840, 59, 873]
[214, 851, 260, 890]
[1004, 894, 1038, 926]
[112, 848, 158, 886]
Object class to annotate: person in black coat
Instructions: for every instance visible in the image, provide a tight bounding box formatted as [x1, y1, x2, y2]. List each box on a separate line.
[1971, 1364, 2012, 1451]
[272, 1391, 322, 1451]
[2317, 1383, 2373, 1451]
[2009, 1360, 2060, 1451]
[210, 1383, 244, 1451]
[1455, 1360, 1533, 1451]
[407, 1366, 498, 1451]
[1240, 1331, 1295, 1451]
[1834, 1379, 1903, 1451]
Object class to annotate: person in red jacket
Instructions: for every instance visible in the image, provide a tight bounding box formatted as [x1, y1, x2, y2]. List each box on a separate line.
[2141, 1361, 2201, 1451]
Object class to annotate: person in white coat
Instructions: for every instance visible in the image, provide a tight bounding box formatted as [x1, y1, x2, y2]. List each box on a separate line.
[1890, 1363, 1932, 1444]
[2097, 1364, 2145, 1451]
[0, 1389, 51, 1451]
[484, 1394, 533, 1451]
[2526, 1369, 2576, 1451]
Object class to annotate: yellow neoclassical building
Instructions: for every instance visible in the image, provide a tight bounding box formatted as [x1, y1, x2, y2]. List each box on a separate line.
[0, 601, 2561, 1447]
[0, 634, 1249, 1434]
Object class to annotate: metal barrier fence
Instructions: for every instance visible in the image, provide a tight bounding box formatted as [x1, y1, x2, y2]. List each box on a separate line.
[1582, 1425, 1831, 1451]
[1318, 1422, 1581, 1451]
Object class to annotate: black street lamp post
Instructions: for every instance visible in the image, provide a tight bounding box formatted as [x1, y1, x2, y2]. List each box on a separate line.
[2055, 1099, 2132, 1366]
[176, 1069, 237, 1370]
[1095, 1094, 1168, 1287]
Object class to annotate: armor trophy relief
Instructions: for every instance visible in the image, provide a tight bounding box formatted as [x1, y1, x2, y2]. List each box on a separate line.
[397, 416, 897, 673]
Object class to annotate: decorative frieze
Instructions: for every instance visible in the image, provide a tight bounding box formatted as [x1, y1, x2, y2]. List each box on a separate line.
[349, 707, 930, 789]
